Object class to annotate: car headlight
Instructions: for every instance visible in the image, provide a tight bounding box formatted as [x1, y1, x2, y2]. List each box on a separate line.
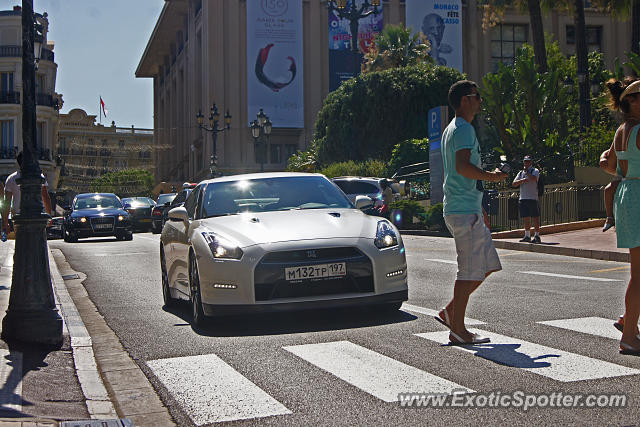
[201, 232, 243, 260]
[76, 217, 87, 223]
[118, 215, 125, 221]
[374, 220, 398, 249]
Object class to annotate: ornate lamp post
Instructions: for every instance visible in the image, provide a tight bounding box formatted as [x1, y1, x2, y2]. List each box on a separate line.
[196, 103, 231, 178]
[250, 109, 272, 173]
[1, 0, 63, 346]
[328, 0, 380, 53]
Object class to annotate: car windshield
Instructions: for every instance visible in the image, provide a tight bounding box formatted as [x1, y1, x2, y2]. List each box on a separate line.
[201, 176, 352, 218]
[74, 195, 122, 210]
[157, 194, 176, 205]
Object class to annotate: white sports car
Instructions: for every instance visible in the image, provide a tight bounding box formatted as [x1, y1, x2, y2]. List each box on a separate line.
[160, 172, 408, 326]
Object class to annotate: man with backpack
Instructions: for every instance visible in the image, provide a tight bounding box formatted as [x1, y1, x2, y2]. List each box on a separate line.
[512, 155, 542, 243]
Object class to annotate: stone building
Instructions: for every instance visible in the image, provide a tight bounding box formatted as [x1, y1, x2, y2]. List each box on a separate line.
[0, 5, 61, 186]
[57, 108, 154, 193]
[136, 0, 633, 182]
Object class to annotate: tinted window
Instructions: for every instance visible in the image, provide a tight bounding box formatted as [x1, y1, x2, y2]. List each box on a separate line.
[172, 189, 192, 207]
[183, 186, 200, 219]
[201, 176, 352, 218]
[157, 194, 176, 205]
[350, 182, 379, 194]
[333, 180, 352, 193]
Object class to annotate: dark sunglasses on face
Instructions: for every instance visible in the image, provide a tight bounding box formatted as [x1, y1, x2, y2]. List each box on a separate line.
[465, 93, 481, 100]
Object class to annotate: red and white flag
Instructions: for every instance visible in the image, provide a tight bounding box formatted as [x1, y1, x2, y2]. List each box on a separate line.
[100, 96, 108, 117]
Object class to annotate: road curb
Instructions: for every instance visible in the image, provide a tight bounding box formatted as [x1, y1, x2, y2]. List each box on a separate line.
[492, 240, 629, 263]
[491, 219, 605, 239]
[50, 249, 176, 427]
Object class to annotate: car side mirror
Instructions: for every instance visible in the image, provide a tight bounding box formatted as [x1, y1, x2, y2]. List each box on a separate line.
[164, 202, 171, 207]
[355, 195, 374, 210]
[168, 206, 188, 222]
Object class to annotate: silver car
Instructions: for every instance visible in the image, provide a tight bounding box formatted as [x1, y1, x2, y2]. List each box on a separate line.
[160, 172, 408, 326]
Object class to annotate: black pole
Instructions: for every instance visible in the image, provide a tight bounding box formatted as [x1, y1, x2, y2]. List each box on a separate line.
[211, 129, 217, 178]
[574, 0, 591, 131]
[1, 0, 62, 347]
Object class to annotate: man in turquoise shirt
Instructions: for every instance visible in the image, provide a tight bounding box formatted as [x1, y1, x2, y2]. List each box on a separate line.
[434, 80, 507, 345]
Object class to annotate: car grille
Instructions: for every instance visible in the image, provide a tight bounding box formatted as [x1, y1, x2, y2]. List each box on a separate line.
[254, 247, 374, 301]
[90, 216, 115, 232]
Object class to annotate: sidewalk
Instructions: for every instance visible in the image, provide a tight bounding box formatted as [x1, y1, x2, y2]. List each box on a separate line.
[0, 222, 628, 426]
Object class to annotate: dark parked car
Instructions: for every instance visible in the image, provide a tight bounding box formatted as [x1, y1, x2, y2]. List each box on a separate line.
[62, 193, 133, 242]
[160, 184, 196, 230]
[46, 217, 64, 240]
[121, 197, 156, 232]
[151, 193, 176, 234]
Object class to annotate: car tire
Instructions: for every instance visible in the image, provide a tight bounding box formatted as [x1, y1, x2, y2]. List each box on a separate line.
[160, 246, 176, 308]
[189, 253, 207, 328]
[152, 225, 161, 234]
[125, 232, 133, 241]
[382, 302, 403, 313]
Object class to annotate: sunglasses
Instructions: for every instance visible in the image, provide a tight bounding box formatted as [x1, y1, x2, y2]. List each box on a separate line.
[465, 93, 482, 100]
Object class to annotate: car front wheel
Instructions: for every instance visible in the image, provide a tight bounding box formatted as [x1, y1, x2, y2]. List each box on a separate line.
[160, 246, 176, 308]
[189, 254, 206, 327]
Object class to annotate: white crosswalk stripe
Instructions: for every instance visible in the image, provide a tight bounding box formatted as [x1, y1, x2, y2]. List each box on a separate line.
[518, 271, 622, 282]
[147, 354, 291, 425]
[416, 329, 640, 382]
[283, 340, 473, 402]
[538, 317, 623, 340]
[401, 303, 485, 325]
[0, 349, 22, 413]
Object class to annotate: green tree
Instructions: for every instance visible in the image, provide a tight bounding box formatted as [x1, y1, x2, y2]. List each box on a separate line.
[591, 0, 640, 55]
[361, 24, 431, 74]
[312, 63, 464, 166]
[387, 138, 429, 175]
[90, 169, 154, 198]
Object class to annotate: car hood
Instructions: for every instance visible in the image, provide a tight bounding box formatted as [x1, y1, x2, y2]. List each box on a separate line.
[71, 208, 127, 217]
[198, 208, 380, 247]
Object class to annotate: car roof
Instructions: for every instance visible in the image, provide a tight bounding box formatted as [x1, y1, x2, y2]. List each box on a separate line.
[332, 176, 385, 182]
[198, 172, 325, 185]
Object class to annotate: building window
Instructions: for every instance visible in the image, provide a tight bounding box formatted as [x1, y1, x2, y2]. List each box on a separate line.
[1, 72, 14, 91]
[36, 122, 45, 152]
[36, 74, 45, 93]
[58, 136, 67, 155]
[285, 144, 298, 162]
[119, 139, 125, 149]
[269, 144, 282, 164]
[566, 25, 602, 53]
[491, 24, 528, 71]
[1, 120, 14, 156]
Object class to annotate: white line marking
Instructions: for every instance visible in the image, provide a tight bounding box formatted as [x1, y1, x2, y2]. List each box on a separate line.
[401, 303, 485, 325]
[0, 349, 22, 413]
[91, 252, 151, 257]
[538, 317, 623, 340]
[425, 259, 457, 265]
[416, 330, 640, 382]
[283, 341, 472, 402]
[147, 354, 291, 425]
[518, 271, 622, 282]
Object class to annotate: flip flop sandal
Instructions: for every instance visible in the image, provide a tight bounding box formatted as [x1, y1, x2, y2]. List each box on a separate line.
[434, 308, 452, 329]
[613, 317, 624, 333]
[449, 331, 491, 345]
[620, 341, 640, 355]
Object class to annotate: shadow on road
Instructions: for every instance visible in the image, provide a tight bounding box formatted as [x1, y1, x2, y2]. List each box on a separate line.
[162, 303, 417, 337]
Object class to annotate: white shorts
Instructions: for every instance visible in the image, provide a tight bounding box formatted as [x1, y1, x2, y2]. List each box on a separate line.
[444, 213, 502, 281]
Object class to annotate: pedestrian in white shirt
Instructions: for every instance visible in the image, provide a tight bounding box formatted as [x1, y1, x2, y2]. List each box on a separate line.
[512, 155, 541, 243]
[2, 152, 51, 234]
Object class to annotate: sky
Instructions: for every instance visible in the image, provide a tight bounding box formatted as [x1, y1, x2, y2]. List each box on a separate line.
[0, 0, 165, 129]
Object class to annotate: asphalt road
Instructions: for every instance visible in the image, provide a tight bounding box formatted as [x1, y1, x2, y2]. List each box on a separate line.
[50, 233, 640, 426]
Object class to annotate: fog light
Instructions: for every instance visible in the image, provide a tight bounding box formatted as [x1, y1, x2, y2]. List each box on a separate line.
[386, 269, 404, 277]
[213, 283, 237, 289]
[80, 217, 87, 223]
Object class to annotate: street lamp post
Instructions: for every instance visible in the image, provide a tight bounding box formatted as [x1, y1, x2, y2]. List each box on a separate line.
[1, 0, 63, 347]
[328, 0, 380, 53]
[196, 103, 231, 178]
[250, 109, 272, 173]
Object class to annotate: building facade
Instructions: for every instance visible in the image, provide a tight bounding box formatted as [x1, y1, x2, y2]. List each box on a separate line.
[57, 109, 154, 193]
[0, 6, 62, 186]
[136, 0, 633, 182]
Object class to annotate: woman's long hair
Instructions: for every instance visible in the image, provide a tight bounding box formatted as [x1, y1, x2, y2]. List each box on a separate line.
[606, 77, 640, 115]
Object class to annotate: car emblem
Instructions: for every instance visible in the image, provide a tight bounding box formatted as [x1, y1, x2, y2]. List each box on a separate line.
[306, 250, 317, 259]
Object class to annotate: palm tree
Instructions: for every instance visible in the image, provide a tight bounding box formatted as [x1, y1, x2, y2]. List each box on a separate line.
[361, 24, 431, 74]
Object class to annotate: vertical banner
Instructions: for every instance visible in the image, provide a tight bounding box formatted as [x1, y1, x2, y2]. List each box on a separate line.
[247, 0, 304, 128]
[405, 0, 462, 72]
[328, 1, 383, 92]
[428, 106, 448, 204]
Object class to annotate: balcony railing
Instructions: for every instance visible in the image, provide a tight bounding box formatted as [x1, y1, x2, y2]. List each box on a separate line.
[0, 91, 20, 104]
[36, 93, 55, 107]
[0, 147, 17, 159]
[0, 46, 54, 62]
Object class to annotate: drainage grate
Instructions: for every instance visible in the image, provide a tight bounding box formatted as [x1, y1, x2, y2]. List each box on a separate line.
[61, 273, 80, 280]
[60, 419, 133, 427]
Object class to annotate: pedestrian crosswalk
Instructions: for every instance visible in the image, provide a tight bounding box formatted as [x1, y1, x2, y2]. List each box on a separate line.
[146, 306, 640, 424]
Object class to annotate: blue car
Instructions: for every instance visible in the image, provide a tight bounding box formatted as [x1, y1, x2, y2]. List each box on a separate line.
[62, 193, 133, 242]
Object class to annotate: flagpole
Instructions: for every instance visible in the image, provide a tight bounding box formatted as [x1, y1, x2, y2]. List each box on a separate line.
[99, 96, 101, 124]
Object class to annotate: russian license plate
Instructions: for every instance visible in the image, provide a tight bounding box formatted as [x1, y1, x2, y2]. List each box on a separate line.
[285, 262, 346, 281]
[140, 218, 152, 222]
[94, 223, 112, 230]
